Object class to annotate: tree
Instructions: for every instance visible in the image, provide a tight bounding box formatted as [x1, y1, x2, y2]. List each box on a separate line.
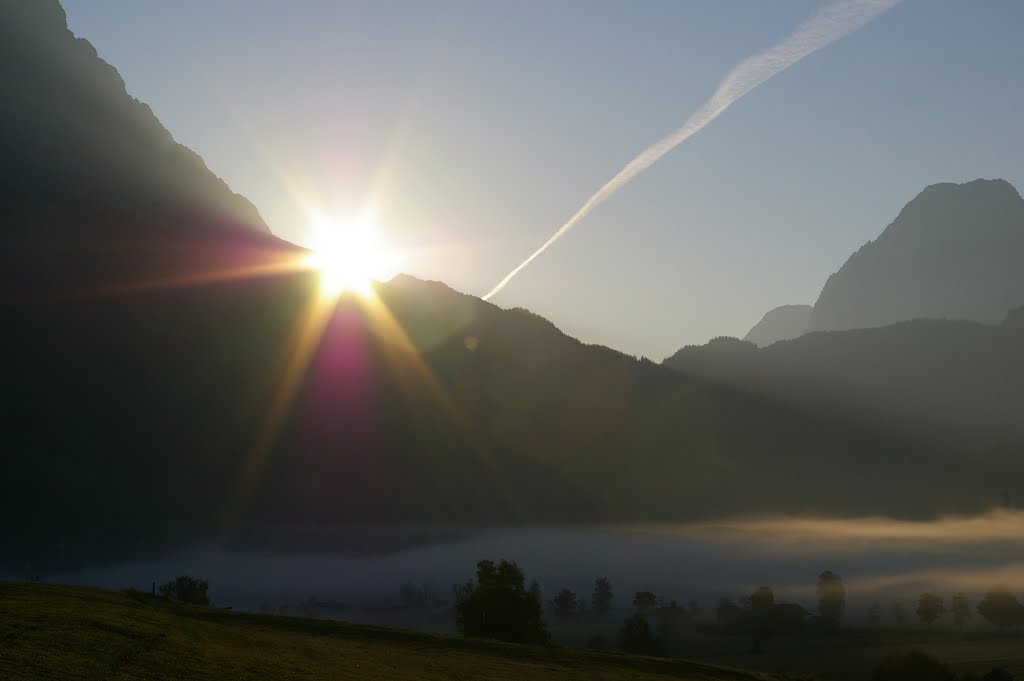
[951, 593, 971, 631]
[158, 575, 210, 605]
[633, 591, 658, 614]
[592, 577, 613, 616]
[976, 585, 1024, 629]
[916, 592, 946, 628]
[552, 588, 579, 618]
[867, 602, 882, 626]
[620, 614, 665, 656]
[528, 579, 543, 608]
[748, 586, 776, 653]
[891, 602, 907, 626]
[750, 586, 775, 613]
[817, 571, 846, 628]
[455, 559, 548, 644]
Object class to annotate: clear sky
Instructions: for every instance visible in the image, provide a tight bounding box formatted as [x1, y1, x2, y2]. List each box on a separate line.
[61, 1, 1023, 359]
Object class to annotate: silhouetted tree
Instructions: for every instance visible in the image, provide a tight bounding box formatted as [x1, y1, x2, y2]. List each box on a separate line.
[552, 588, 579, 618]
[951, 593, 971, 631]
[891, 602, 908, 626]
[592, 577, 613, 616]
[817, 571, 846, 628]
[868, 602, 882, 626]
[620, 614, 665, 656]
[872, 651, 956, 681]
[455, 560, 547, 644]
[976, 585, 1024, 629]
[528, 579, 542, 607]
[633, 591, 658, 614]
[158, 575, 209, 605]
[750, 586, 775, 612]
[917, 593, 946, 628]
[687, 599, 701, 619]
[748, 586, 776, 653]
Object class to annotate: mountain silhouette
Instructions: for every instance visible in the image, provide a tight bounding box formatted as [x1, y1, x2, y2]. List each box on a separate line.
[742, 304, 812, 347]
[809, 179, 1024, 332]
[3, 0, 1020, 569]
[1, 1, 266, 234]
[0, 0, 280, 301]
[665, 306, 1024, 451]
[667, 179, 1024, 450]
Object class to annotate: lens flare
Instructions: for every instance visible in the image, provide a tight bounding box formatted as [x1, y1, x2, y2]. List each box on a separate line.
[303, 211, 400, 297]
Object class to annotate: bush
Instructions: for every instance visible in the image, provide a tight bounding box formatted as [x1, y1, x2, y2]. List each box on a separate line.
[158, 575, 210, 605]
[620, 614, 666, 656]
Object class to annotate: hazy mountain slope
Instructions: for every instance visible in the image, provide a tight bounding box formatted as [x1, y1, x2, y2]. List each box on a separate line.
[809, 179, 1024, 332]
[742, 304, 812, 347]
[664, 308, 1024, 451]
[666, 179, 1024, 450]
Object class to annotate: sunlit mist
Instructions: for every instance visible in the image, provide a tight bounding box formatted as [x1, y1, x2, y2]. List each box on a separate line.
[303, 210, 401, 297]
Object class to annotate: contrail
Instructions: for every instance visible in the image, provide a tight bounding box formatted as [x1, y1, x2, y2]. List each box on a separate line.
[483, 0, 901, 301]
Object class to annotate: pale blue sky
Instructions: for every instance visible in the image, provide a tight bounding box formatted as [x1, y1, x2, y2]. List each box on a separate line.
[61, 1, 1024, 359]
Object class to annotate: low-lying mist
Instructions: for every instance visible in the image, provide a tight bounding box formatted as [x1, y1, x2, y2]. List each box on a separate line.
[17, 509, 1024, 629]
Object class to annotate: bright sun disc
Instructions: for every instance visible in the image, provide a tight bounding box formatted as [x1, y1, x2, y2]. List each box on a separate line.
[303, 212, 399, 297]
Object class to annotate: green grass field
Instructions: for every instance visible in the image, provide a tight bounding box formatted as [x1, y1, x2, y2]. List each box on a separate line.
[0, 582, 789, 681]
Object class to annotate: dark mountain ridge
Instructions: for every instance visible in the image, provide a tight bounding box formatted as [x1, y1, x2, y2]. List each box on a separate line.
[0, 0, 276, 300]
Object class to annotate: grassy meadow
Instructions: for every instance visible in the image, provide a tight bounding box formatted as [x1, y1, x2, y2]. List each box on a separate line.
[0, 582, 788, 681]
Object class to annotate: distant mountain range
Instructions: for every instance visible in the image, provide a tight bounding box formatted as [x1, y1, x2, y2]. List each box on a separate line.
[2, 0, 1021, 569]
[742, 305, 812, 347]
[740, 178, 1024, 345]
[811, 178, 1024, 332]
[666, 310, 1024, 451]
[669, 180, 1024, 451]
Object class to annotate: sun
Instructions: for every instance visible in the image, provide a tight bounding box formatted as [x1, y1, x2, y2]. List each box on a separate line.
[302, 211, 399, 297]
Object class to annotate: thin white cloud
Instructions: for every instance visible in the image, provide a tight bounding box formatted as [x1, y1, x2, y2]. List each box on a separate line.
[483, 0, 901, 300]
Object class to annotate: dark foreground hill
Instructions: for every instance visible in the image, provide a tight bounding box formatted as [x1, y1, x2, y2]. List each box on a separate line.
[0, 582, 782, 681]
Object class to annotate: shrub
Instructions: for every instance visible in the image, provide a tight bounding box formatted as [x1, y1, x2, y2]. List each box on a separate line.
[158, 575, 210, 605]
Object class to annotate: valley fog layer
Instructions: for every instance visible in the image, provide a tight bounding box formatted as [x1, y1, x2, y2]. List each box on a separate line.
[18, 510, 1024, 629]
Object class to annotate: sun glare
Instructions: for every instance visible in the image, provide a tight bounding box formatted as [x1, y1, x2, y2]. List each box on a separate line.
[303, 211, 399, 297]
